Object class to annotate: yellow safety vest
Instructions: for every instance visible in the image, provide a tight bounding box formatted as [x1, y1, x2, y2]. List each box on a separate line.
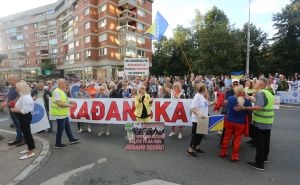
[253, 89, 275, 124]
[50, 88, 69, 116]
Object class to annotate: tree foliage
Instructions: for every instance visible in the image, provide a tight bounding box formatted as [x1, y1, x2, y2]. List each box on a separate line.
[151, 1, 299, 76]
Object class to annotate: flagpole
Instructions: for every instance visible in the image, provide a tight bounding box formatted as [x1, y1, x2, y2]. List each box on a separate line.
[246, 0, 251, 75]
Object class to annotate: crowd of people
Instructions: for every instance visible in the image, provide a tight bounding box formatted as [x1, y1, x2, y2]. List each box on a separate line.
[0, 72, 297, 171]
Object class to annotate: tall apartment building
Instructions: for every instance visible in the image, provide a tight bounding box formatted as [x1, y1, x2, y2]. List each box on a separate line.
[0, 0, 153, 80]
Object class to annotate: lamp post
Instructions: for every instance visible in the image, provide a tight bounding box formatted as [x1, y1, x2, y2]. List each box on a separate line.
[246, 0, 251, 75]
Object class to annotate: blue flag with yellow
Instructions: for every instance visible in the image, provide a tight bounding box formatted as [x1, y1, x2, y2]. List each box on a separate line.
[145, 11, 169, 40]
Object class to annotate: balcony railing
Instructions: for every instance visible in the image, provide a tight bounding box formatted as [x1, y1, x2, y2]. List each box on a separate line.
[119, 0, 137, 5]
[119, 10, 136, 19]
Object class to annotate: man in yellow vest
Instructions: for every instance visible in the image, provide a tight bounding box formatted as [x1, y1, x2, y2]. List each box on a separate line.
[50, 79, 79, 149]
[235, 78, 275, 171]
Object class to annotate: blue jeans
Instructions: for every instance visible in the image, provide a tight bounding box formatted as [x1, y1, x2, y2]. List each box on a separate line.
[56, 117, 75, 145]
[9, 111, 23, 141]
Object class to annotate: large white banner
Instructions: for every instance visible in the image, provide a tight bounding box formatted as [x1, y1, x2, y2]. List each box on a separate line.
[124, 58, 149, 76]
[69, 98, 192, 126]
[31, 98, 50, 134]
[277, 91, 300, 104]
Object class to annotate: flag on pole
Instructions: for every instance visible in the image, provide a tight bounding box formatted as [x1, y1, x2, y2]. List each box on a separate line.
[145, 11, 169, 40]
[231, 71, 245, 80]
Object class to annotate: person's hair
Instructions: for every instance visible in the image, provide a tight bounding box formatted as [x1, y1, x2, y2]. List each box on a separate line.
[259, 78, 269, 87]
[234, 85, 245, 106]
[196, 83, 206, 93]
[16, 80, 31, 96]
[246, 80, 253, 89]
[109, 82, 116, 90]
[138, 85, 146, 94]
[173, 82, 182, 91]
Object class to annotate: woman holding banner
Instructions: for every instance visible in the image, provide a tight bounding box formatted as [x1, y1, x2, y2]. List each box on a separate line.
[10, 81, 35, 160]
[168, 82, 185, 139]
[134, 85, 152, 123]
[219, 85, 252, 162]
[186, 84, 208, 158]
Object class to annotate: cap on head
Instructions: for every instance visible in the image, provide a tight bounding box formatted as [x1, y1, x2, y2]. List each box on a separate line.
[232, 79, 240, 83]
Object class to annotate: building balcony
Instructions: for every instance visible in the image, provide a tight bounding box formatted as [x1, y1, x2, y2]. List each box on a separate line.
[119, 0, 137, 8]
[119, 40, 137, 47]
[39, 25, 47, 31]
[119, 9, 136, 20]
[117, 24, 137, 32]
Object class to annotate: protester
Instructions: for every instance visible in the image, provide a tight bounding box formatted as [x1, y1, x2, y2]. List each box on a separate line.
[186, 84, 208, 158]
[74, 84, 91, 133]
[168, 82, 185, 139]
[10, 81, 35, 160]
[134, 85, 152, 123]
[6, 75, 25, 147]
[97, 85, 110, 136]
[277, 75, 289, 91]
[163, 77, 172, 98]
[31, 82, 53, 133]
[86, 82, 98, 98]
[108, 82, 119, 98]
[235, 78, 275, 171]
[245, 80, 255, 96]
[220, 85, 252, 162]
[119, 81, 131, 98]
[148, 77, 159, 98]
[50, 79, 80, 149]
[220, 79, 240, 145]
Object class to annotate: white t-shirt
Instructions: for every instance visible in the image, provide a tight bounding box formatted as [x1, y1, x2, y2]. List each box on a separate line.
[15, 94, 34, 114]
[190, 93, 209, 123]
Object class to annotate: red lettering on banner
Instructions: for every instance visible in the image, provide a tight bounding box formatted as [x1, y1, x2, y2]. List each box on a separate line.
[171, 102, 188, 122]
[155, 102, 171, 122]
[77, 101, 90, 120]
[123, 101, 136, 121]
[70, 102, 77, 119]
[91, 101, 105, 120]
[105, 101, 121, 121]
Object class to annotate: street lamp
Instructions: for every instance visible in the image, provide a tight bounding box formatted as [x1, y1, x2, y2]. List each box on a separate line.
[246, 0, 251, 75]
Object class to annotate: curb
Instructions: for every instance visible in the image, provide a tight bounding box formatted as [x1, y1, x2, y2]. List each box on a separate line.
[280, 105, 300, 109]
[0, 129, 51, 185]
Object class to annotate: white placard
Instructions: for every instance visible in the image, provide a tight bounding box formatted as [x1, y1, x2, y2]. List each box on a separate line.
[124, 58, 149, 76]
[31, 98, 50, 134]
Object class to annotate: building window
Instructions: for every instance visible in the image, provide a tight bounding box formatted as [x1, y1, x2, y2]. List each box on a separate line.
[137, 23, 145, 30]
[75, 40, 80, 47]
[36, 51, 40, 55]
[23, 26, 28, 30]
[40, 41, 48, 46]
[69, 42, 74, 50]
[99, 48, 107, 56]
[26, 52, 30, 56]
[49, 38, 57, 45]
[74, 28, 78, 35]
[16, 35, 24, 40]
[98, 19, 107, 28]
[69, 54, 74, 64]
[85, 50, 91, 58]
[84, 22, 90, 30]
[33, 23, 37, 28]
[126, 33, 136, 41]
[36, 59, 41, 64]
[35, 42, 40, 46]
[138, 0, 145, 4]
[34, 32, 39, 38]
[75, 53, 80, 59]
[99, 4, 107, 12]
[85, 36, 90, 43]
[50, 48, 58, 54]
[137, 49, 145, 57]
[48, 20, 56, 26]
[137, 9, 145, 17]
[99, 33, 107, 42]
[83, 8, 90, 16]
[74, 16, 79, 22]
[137, 36, 145, 44]
[24, 43, 29, 48]
[26, 60, 30, 65]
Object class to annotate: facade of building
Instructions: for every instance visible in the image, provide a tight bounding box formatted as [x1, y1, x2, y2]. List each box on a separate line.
[0, 0, 153, 80]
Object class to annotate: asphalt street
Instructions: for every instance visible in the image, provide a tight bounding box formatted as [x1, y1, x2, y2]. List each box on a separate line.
[0, 108, 299, 185]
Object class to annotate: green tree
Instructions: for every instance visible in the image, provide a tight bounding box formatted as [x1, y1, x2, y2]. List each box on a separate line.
[270, 0, 300, 74]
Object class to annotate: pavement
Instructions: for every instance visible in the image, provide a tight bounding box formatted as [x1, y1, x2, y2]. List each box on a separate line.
[0, 106, 299, 185]
[0, 113, 50, 185]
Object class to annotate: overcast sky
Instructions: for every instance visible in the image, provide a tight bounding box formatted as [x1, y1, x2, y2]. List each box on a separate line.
[0, 0, 290, 38]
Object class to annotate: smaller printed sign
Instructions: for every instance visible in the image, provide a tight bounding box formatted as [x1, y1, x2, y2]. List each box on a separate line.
[125, 122, 165, 151]
[124, 58, 149, 76]
[31, 98, 50, 134]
